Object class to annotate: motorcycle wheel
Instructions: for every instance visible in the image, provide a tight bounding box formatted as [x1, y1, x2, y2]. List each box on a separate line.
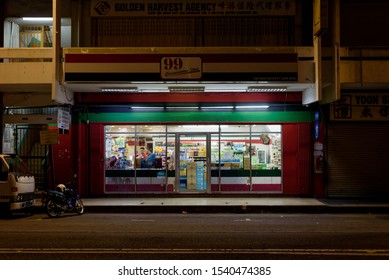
[46, 199, 62, 217]
[75, 199, 84, 215]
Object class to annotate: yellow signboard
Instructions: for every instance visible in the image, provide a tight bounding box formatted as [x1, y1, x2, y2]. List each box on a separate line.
[40, 130, 59, 145]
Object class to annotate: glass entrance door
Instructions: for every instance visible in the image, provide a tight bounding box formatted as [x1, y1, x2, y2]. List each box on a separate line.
[177, 134, 209, 193]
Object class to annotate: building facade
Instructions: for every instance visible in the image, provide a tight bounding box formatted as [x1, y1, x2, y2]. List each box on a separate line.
[1, 0, 389, 198]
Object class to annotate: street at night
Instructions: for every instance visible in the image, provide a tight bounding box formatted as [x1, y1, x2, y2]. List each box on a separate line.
[1, 212, 389, 260]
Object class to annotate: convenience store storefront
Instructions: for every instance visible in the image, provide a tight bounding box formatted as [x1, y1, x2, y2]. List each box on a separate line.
[64, 47, 316, 196]
[77, 108, 313, 196]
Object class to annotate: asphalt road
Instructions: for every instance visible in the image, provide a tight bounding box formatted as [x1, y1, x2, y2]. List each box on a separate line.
[1, 212, 389, 259]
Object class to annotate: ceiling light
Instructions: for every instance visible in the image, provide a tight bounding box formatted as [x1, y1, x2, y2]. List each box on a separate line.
[168, 86, 205, 92]
[130, 106, 164, 109]
[22, 17, 53, 21]
[166, 107, 199, 109]
[235, 105, 269, 109]
[201, 106, 234, 109]
[247, 86, 287, 92]
[102, 87, 138, 93]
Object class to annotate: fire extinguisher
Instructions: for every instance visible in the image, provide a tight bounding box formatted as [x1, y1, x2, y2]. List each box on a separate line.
[313, 141, 324, 174]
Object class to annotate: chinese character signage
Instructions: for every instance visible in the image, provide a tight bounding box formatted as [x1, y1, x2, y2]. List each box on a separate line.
[331, 94, 389, 121]
[91, 0, 296, 17]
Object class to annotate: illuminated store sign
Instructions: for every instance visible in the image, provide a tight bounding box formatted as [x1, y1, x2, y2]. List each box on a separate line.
[64, 52, 298, 82]
[161, 57, 202, 80]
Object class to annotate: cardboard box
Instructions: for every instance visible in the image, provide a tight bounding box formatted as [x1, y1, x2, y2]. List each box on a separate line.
[187, 181, 197, 190]
[244, 157, 251, 170]
[231, 163, 240, 170]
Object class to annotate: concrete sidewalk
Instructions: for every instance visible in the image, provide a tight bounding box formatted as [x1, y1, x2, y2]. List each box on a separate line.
[77, 197, 389, 213]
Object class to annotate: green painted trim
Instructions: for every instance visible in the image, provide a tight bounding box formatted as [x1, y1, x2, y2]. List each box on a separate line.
[81, 111, 313, 123]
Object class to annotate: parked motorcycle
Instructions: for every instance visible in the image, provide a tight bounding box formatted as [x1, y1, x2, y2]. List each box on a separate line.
[41, 175, 84, 217]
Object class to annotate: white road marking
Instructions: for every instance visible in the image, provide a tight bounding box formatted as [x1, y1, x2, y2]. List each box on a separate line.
[1, 248, 389, 257]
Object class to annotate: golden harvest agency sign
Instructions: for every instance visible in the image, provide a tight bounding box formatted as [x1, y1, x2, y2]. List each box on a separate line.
[91, 0, 296, 17]
[330, 94, 389, 121]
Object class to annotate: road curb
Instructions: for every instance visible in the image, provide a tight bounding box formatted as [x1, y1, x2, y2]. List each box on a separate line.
[81, 204, 389, 214]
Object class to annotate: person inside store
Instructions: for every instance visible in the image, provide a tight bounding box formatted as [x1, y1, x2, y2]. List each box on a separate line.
[108, 155, 118, 168]
[138, 146, 148, 159]
[146, 149, 156, 168]
[140, 148, 156, 168]
[135, 146, 147, 168]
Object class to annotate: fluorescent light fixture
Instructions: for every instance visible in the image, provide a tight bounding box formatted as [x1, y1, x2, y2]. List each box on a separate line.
[130, 106, 164, 109]
[247, 86, 287, 92]
[201, 106, 234, 109]
[140, 89, 170, 93]
[168, 86, 205, 92]
[22, 17, 53, 21]
[182, 125, 220, 128]
[166, 107, 199, 109]
[235, 105, 269, 109]
[102, 87, 138, 93]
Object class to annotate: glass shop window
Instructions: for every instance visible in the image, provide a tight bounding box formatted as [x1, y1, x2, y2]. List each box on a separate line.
[135, 125, 167, 169]
[251, 125, 282, 170]
[105, 125, 135, 170]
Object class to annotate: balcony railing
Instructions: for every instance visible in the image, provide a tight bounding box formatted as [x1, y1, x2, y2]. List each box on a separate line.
[1, 46, 389, 98]
[0, 48, 53, 85]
